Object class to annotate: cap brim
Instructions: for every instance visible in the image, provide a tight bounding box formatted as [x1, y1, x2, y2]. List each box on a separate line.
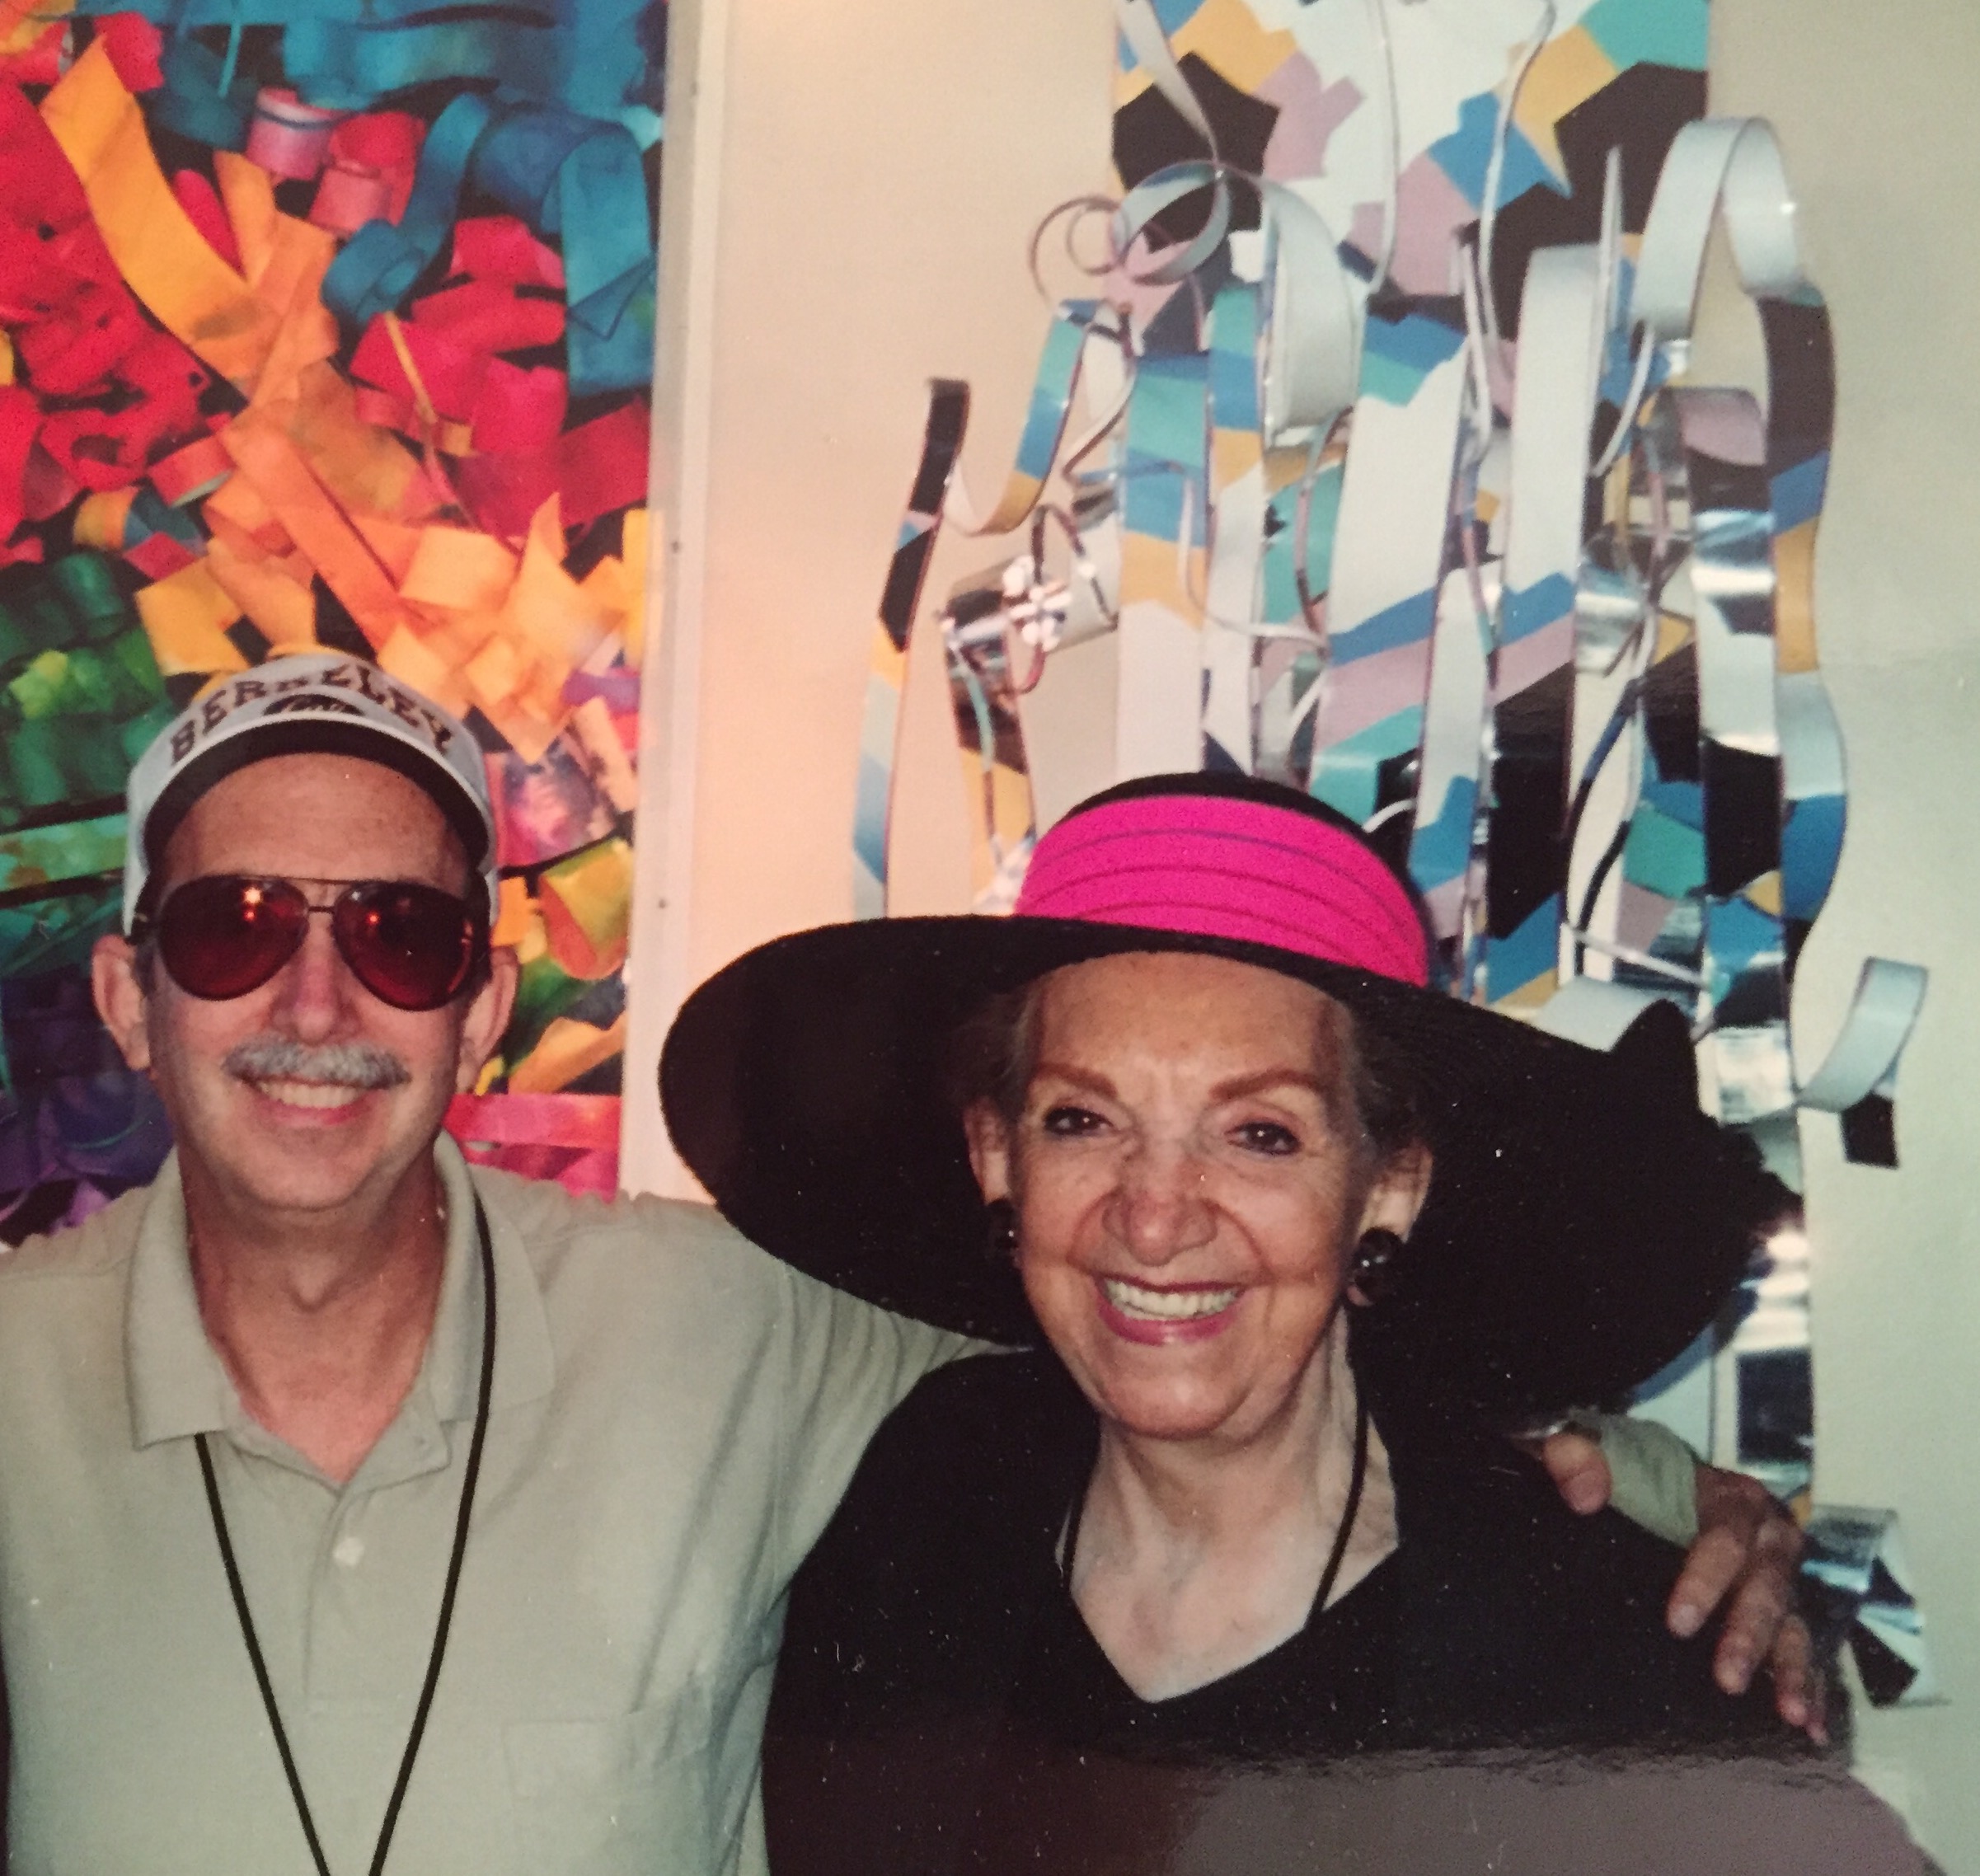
[661, 917, 1784, 1419]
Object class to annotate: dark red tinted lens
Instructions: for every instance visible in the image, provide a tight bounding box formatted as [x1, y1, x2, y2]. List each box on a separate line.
[157, 877, 312, 1000]
[331, 881, 479, 1011]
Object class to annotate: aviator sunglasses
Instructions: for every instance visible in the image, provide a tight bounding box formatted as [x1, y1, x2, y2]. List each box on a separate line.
[136, 875, 487, 1011]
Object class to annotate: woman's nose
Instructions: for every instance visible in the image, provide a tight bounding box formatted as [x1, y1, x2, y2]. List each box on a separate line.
[1105, 1145, 1214, 1264]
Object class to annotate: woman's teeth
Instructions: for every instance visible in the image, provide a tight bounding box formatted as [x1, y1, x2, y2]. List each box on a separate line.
[1101, 1278, 1240, 1321]
[255, 1079, 367, 1110]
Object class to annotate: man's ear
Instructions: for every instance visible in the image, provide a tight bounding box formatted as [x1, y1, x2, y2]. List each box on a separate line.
[455, 945, 520, 1091]
[962, 1100, 1015, 1204]
[91, 934, 152, 1072]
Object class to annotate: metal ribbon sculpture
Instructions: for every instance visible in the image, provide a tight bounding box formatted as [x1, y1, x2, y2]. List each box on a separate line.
[852, 0, 1931, 1705]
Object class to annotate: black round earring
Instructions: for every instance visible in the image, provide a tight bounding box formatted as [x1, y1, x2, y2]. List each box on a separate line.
[983, 1197, 1020, 1260]
[1348, 1226, 1405, 1306]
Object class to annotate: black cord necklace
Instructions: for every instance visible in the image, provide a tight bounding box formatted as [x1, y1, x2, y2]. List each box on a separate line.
[195, 1194, 497, 1876]
[1060, 1388, 1373, 1621]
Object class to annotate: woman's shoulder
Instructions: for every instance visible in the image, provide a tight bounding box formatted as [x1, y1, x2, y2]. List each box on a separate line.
[835, 1346, 1089, 1509]
[776, 1350, 1085, 1713]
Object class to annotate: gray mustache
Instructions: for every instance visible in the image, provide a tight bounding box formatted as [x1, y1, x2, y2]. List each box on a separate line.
[223, 1036, 411, 1090]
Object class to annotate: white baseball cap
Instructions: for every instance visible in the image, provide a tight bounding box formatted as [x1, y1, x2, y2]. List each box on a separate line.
[123, 652, 500, 932]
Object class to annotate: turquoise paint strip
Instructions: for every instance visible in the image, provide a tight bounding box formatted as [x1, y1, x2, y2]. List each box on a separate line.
[1580, 0, 1710, 73]
[1623, 804, 1707, 899]
[1309, 706, 1424, 824]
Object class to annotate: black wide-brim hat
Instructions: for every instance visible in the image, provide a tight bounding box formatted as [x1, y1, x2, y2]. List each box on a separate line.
[662, 774, 1785, 1421]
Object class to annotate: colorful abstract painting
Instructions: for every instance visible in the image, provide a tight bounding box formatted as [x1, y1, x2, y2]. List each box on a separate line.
[0, 0, 664, 1228]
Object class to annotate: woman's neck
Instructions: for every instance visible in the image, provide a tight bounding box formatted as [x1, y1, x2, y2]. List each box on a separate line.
[1068, 1317, 1399, 1701]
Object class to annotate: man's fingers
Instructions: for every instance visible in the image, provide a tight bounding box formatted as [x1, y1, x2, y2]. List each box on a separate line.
[1535, 1428, 1612, 1516]
[1668, 1524, 1751, 1639]
[1709, 1551, 1794, 1691]
[1758, 1613, 1828, 1742]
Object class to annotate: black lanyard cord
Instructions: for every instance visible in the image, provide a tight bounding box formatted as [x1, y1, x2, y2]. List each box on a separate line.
[196, 1194, 498, 1876]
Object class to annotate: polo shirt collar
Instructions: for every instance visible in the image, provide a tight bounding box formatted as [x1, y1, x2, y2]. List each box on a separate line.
[127, 1137, 556, 1452]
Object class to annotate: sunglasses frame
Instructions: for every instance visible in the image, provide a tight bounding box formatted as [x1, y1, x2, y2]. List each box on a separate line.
[134, 873, 490, 1012]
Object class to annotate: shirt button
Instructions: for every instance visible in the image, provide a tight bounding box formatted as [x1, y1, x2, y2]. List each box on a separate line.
[332, 1535, 365, 1569]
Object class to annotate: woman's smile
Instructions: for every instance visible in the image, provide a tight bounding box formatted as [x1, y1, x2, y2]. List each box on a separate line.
[1096, 1277, 1244, 1343]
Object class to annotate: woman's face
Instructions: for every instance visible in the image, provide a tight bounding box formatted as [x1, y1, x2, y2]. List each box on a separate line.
[967, 951, 1429, 1450]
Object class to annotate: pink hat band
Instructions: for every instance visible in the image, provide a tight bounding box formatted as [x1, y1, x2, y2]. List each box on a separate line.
[1014, 792, 1430, 987]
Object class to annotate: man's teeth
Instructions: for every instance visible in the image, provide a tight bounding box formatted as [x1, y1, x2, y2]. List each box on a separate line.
[254, 1079, 368, 1110]
[1101, 1278, 1240, 1322]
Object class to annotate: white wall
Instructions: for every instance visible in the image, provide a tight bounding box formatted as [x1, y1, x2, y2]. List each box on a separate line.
[1710, 0, 1980, 1850]
[628, 0, 1980, 1859]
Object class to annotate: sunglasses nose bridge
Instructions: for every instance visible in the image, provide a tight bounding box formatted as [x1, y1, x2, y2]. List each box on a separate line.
[268, 900, 364, 1032]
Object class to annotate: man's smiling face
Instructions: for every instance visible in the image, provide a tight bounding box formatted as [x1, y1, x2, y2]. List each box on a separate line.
[96, 752, 512, 1236]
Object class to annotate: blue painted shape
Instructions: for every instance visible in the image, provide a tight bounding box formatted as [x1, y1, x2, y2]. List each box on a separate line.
[1771, 453, 1829, 533]
[1117, 0, 1206, 69]
[1623, 803, 1706, 899]
[1581, 0, 1710, 73]
[1331, 588, 1436, 665]
[1308, 706, 1423, 824]
[1640, 768, 1705, 830]
[852, 751, 890, 896]
[1486, 893, 1562, 1000]
[1260, 465, 1342, 620]
[1428, 91, 1558, 208]
[1781, 792, 1846, 922]
[1123, 354, 1208, 542]
[1705, 893, 1784, 1004]
[1358, 309, 1465, 406]
[1503, 573, 1575, 645]
[1014, 314, 1094, 486]
[1408, 774, 1476, 892]
[1208, 286, 1261, 433]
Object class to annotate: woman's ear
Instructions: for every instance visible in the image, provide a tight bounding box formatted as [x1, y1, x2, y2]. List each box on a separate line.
[963, 1100, 1015, 1203]
[1361, 1140, 1433, 1241]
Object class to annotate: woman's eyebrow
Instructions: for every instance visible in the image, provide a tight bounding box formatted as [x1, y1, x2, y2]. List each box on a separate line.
[1029, 1062, 1117, 1100]
[1209, 1068, 1330, 1103]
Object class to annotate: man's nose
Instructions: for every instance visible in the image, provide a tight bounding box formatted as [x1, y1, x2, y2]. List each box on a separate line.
[268, 913, 355, 1039]
[1105, 1141, 1215, 1266]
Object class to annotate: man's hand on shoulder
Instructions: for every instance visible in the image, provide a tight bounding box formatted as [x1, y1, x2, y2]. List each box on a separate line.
[1533, 1423, 1825, 1743]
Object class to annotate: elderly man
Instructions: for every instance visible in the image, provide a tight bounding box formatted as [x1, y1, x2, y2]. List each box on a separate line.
[0, 654, 1811, 1875]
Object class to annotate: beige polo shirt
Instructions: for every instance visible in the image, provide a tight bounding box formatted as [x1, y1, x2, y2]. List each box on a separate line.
[0, 1140, 970, 1875]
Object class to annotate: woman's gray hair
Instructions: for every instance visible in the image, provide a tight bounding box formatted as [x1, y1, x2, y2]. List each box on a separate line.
[946, 964, 1424, 1167]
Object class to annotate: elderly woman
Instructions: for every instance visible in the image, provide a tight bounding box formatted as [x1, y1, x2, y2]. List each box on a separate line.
[663, 773, 1919, 1875]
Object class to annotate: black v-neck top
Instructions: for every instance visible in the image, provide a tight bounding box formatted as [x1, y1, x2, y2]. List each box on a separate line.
[763, 1352, 1920, 1876]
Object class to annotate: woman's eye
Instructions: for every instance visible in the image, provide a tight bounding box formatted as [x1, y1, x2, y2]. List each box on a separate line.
[1039, 1104, 1106, 1137]
[1232, 1120, 1299, 1156]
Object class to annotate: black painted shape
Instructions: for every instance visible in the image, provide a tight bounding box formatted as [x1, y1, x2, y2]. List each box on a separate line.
[1735, 1344, 1812, 1467]
[1850, 1619, 1920, 1707]
[877, 534, 937, 646]
[308, 578, 375, 660]
[1759, 297, 1837, 477]
[1701, 741, 1781, 896]
[223, 615, 273, 667]
[1640, 643, 1701, 782]
[1687, 447, 1770, 517]
[1112, 52, 1279, 242]
[1487, 63, 1706, 340]
[1841, 1093, 1898, 1169]
[1486, 663, 1572, 939]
